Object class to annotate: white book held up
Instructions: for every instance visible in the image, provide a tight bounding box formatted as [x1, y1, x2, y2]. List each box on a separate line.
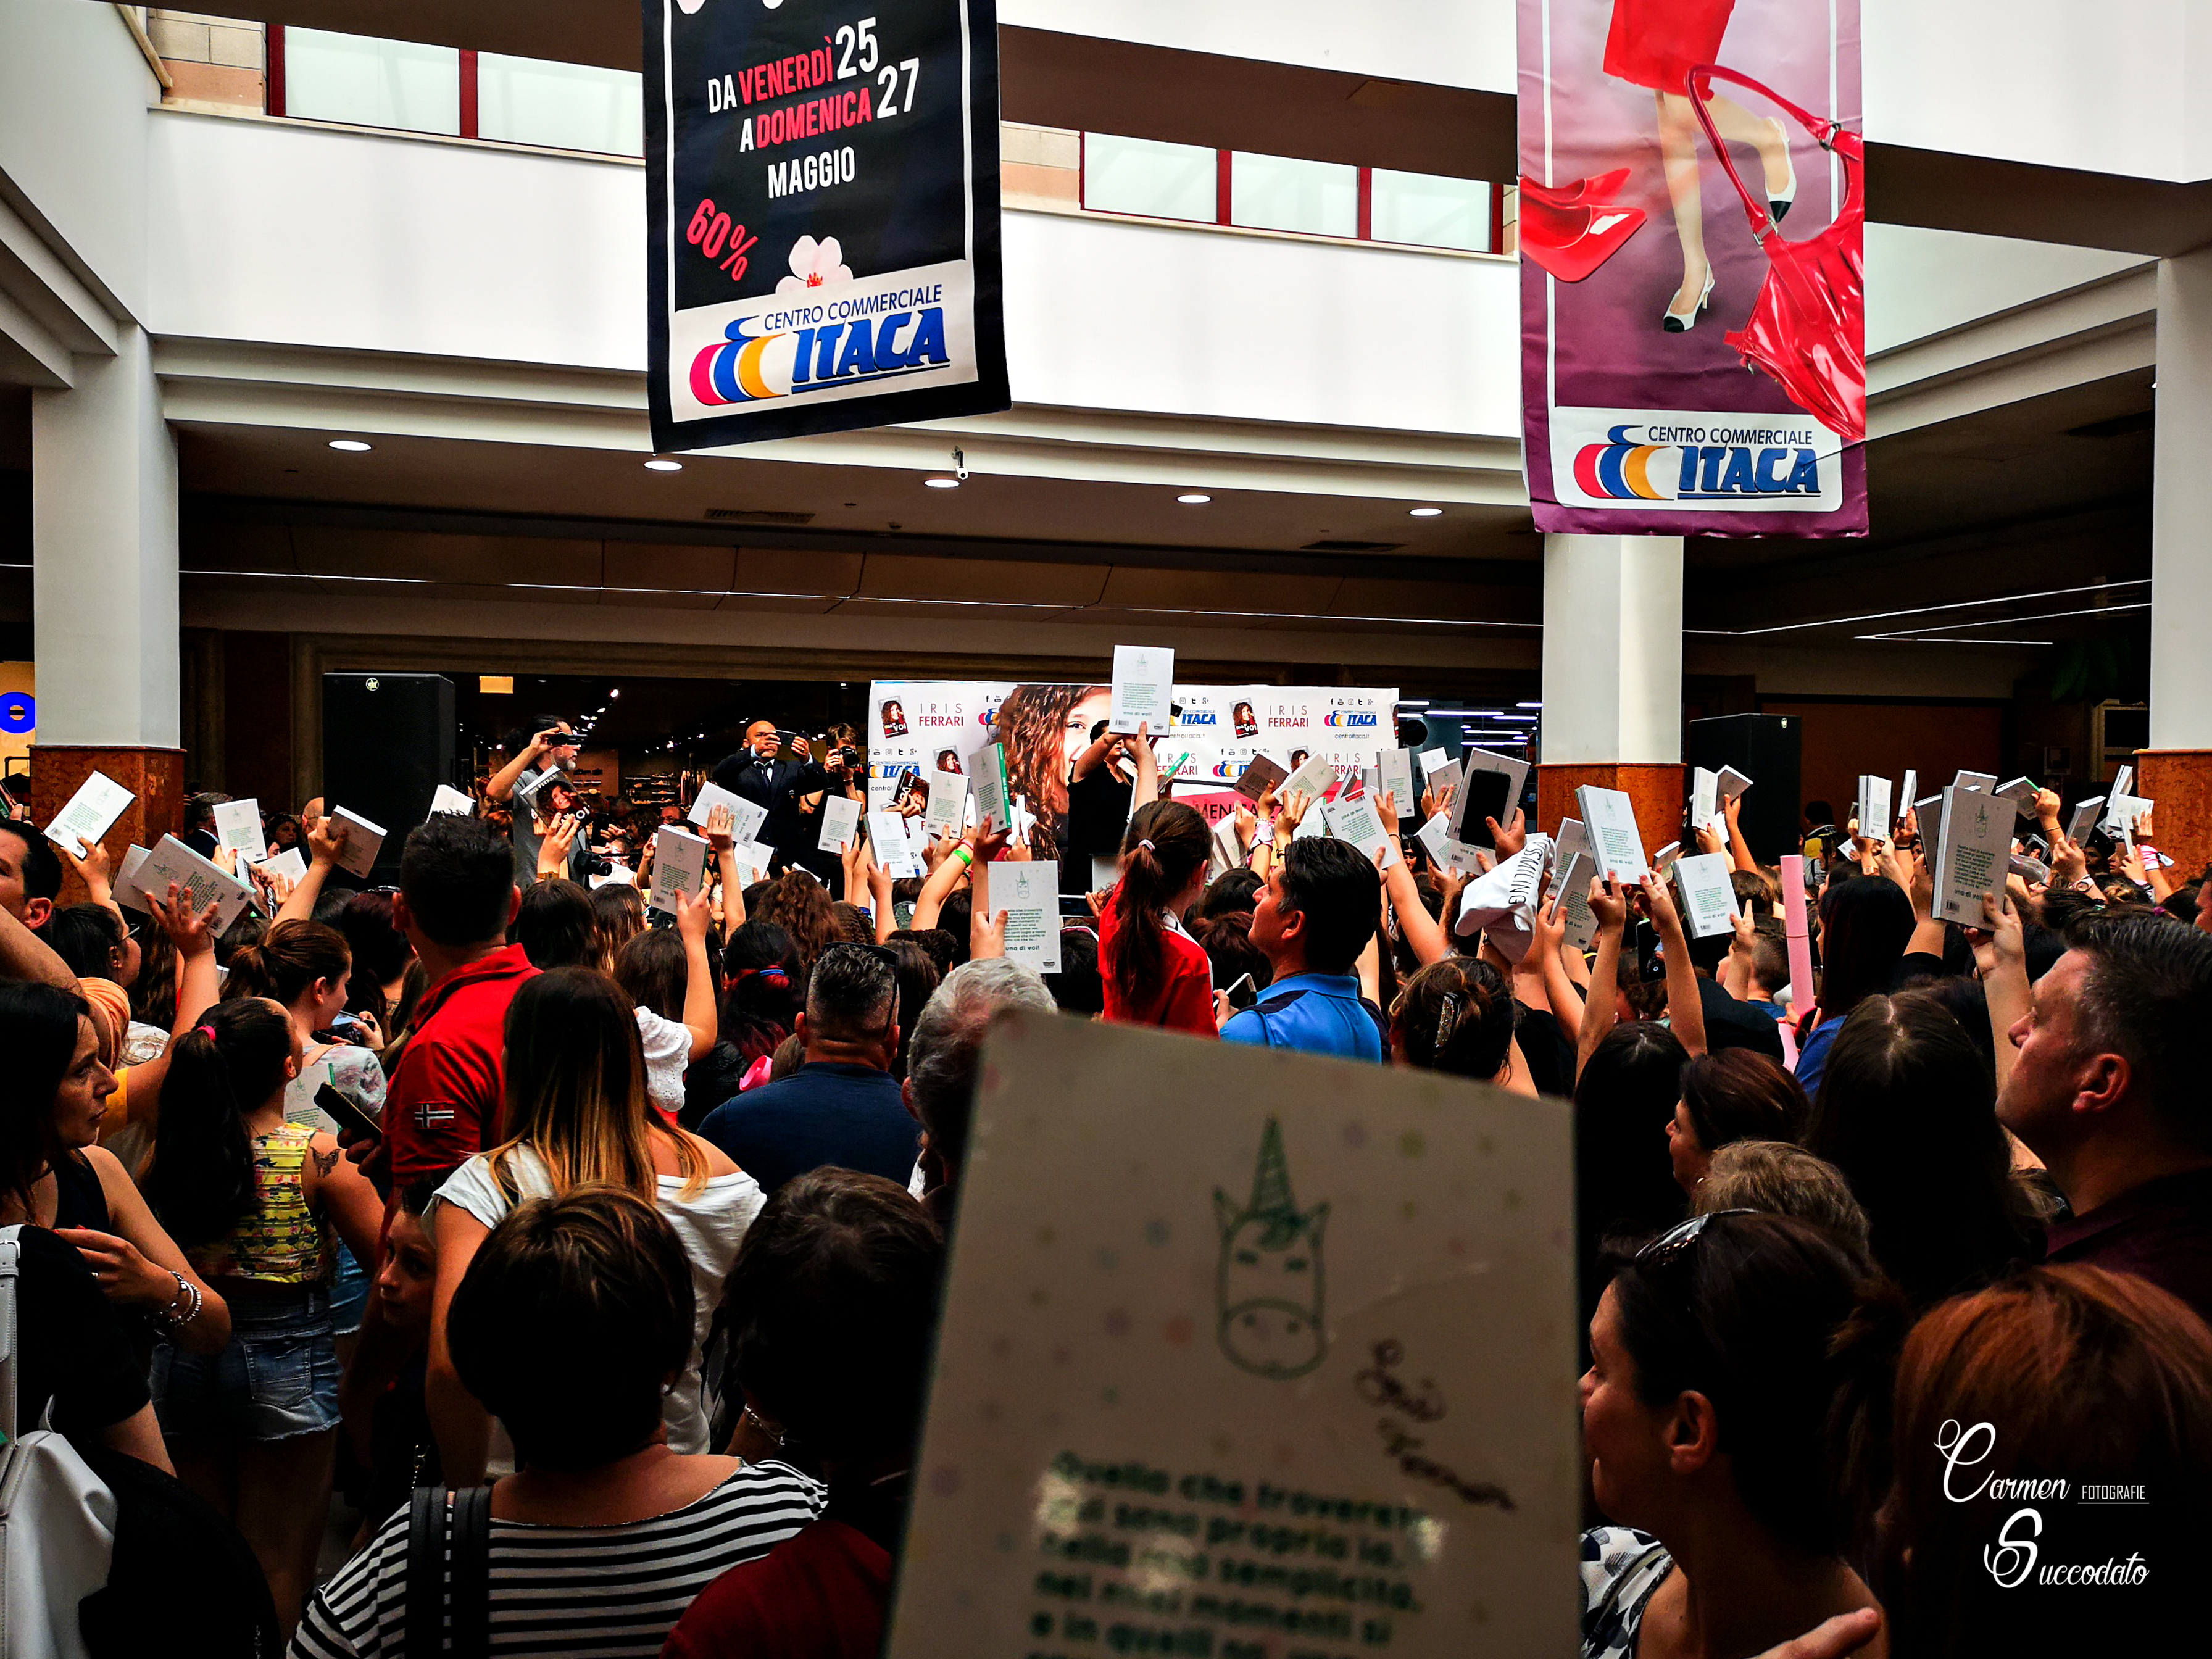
[649, 825, 713, 913]
[1856, 775, 1892, 841]
[1552, 851, 1600, 950]
[1107, 644, 1174, 736]
[260, 846, 309, 883]
[212, 797, 265, 862]
[1414, 812, 1486, 877]
[1375, 749, 1416, 820]
[925, 770, 967, 841]
[430, 784, 476, 817]
[1953, 770, 1998, 793]
[1689, 768, 1720, 833]
[1934, 786, 2014, 924]
[1576, 785, 1650, 883]
[330, 808, 387, 879]
[1323, 789, 1397, 870]
[114, 846, 154, 914]
[44, 770, 134, 855]
[979, 860, 1062, 973]
[869, 811, 923, 878]
[816, 792, 863, 854]
[130, 836, 255, 934]
[688, 780, 768, 843]
[1669, 852, 1740, 939]
[967, 742, 1013, 836]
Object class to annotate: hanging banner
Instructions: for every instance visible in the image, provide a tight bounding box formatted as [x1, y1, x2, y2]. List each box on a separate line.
[644, 0, 1010, 452]
[868, 681, 1399, 868]
[1518, 0, 1865, 536]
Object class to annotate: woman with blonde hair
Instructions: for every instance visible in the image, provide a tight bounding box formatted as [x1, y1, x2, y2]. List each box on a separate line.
[425, 965, 765, 1482]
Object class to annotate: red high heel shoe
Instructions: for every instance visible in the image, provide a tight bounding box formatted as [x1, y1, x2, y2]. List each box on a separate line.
[1516, 187, 1647, 283]
[1517, 168, 1633, 210]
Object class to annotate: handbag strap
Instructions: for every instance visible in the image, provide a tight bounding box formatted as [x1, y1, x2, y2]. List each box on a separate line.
[0, 1224, 20, 1444]
[1687, 63, 1865, 243]
[405, 1483, 496, 1657]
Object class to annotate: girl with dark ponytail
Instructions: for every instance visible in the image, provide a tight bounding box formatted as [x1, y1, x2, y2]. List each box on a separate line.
[1389, 957, 1529, 1090]
[1099, 799, 1218, 1036]
[145, 996, 386, 1634]
[222, 919, 387, 1341]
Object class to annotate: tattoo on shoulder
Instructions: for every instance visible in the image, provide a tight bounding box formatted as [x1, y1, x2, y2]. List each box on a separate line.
[314, 1147, 341, 1178]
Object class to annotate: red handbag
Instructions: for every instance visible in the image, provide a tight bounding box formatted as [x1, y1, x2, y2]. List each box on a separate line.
[1689, 65, 1866, 444]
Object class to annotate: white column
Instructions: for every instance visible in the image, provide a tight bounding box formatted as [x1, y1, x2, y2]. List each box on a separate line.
[1540, 533, 1682, 764]
[30, 324, 179, 747]
[2152, 247, 2212, 749]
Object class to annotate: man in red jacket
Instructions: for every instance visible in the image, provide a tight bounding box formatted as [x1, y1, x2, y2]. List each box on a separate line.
[383, 815, 538, 1188]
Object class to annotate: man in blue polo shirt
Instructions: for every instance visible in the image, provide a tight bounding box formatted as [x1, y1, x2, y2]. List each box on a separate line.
[700, 941, 919, 1191]
[1221, 838, 1387, 1060]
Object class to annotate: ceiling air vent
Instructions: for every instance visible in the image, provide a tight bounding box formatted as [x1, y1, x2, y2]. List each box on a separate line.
[704, 508, 815, 524]
[1301, 539, 1403, 552]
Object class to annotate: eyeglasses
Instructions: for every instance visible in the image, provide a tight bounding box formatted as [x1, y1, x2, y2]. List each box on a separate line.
[1634, 1208, 1758, 1268]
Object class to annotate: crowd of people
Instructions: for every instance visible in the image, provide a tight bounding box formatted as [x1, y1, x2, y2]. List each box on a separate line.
[1, 709, 2205, 1656]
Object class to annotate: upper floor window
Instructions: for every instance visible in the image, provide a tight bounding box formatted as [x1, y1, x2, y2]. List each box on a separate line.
[281, 28, 459, 136]
[477, 53, 644, 155]
[1079, 131, 1497, 253]
[270, 27, 644, 156]
[1081, 134, 1217, 222]
[1371, 169, 1494, 252]
[1229, 153, 1358, 239]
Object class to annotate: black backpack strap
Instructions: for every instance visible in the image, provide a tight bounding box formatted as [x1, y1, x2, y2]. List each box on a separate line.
[406, 1482, 495, 1657]
[450, 1484, 493, 1658]
[405, 1486, 444, 1657]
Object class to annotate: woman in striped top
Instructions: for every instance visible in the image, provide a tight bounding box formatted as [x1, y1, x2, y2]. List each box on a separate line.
[295, 1189, 821, 1658]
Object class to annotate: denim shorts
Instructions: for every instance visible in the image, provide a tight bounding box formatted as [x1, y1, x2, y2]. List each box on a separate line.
[153, 1286, 340, 1442]
[329, 1242, 369, 1337]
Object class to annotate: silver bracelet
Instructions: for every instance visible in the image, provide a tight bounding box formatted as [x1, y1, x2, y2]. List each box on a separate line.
[157, 1271, 203, 1326]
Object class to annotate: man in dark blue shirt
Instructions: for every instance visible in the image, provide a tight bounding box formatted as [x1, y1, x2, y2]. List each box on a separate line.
[1221, 836, 1387, 1060]
[700, 941, 918, 1192]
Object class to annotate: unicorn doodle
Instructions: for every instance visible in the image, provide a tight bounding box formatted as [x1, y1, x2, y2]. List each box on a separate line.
[1213, 1118, 1329, 1380]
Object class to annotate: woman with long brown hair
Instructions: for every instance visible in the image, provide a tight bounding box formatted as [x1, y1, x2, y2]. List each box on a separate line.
[992, 681, 1110, 868]
[424, 966, 763, 1482]
[1099, 799, 1218, 1037]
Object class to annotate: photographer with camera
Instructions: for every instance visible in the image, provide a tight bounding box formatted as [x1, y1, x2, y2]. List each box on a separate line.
[711, 719, 832, 875]
[794, 722, 867, 884]
[487, 717, 583, 884]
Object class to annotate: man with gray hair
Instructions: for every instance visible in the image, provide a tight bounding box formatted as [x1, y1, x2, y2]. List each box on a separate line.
[701, 941, 919, 1192]
[904, 958, 1055, 1220]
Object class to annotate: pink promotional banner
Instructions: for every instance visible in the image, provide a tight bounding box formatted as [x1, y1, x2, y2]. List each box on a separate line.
[1518, 0, 1866, 536]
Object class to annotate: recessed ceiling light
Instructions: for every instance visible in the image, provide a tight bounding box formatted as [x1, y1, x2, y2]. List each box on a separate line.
[1408, 506, 1442, 517]
[924, 476, 961, 489]
[1177, 493, 1211, 505]
[644, 457, 683, 472]
[328, 439, 372, 452]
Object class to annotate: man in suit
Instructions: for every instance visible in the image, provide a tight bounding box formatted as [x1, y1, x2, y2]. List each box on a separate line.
[712, 718, 829, 872]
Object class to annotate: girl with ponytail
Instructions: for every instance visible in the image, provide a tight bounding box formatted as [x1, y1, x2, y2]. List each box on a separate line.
[225, 918, 388, 1341]
[1099, 799, 1218, 1036]
[1389, 957, 1532, 1092]
[144, 995, 386, 1636]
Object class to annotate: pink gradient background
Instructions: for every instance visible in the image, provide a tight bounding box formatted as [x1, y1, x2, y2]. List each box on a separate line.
[1518, 0, 1866, 537]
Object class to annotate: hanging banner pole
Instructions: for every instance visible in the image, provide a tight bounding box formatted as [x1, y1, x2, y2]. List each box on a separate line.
[644, 0, 1009, 452]
[1516, 0, 1865, 537]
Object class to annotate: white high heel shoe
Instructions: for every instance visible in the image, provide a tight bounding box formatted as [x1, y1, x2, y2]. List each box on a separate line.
[1766, 116, 1798, 222]
[1663, 268, 1716, 333]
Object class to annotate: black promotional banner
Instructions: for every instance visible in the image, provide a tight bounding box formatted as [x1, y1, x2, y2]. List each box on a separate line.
[644, 0, 1008, 451]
